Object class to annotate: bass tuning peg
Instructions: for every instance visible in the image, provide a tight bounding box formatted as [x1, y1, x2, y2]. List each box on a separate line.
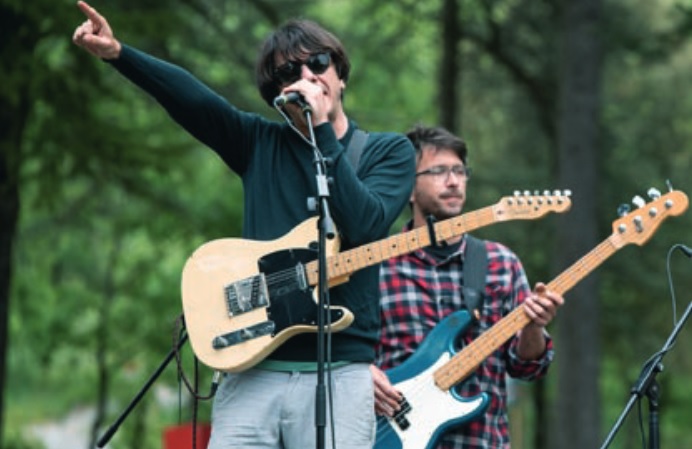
[632, 195, 646, 209]
[647, 188, 661, 199]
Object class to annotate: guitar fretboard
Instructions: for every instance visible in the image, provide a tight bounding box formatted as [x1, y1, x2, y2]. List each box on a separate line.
[431, 189, 687, 390]
[304, 206, 499, 286]
[434, 236, 621, 391]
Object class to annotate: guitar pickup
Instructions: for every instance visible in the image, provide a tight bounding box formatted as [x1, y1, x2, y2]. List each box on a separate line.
[225, 273, 269, 316]
[212, 321, 276, 349]
[393, 396, 412, 430]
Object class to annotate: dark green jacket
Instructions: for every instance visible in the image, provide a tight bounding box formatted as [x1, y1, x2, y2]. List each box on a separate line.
[110, 45, 416, 363]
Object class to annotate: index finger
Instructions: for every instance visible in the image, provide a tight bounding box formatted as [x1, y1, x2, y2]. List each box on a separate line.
[77, 1, 104, 26]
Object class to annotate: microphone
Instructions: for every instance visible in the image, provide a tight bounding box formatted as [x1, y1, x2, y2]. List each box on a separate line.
[273, 91, 305, 107]
[678, 244, 692, 258]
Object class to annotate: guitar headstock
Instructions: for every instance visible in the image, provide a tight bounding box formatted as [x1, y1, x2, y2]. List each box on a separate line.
[611, 188, 689, 248]
[494, 190, 572, 221]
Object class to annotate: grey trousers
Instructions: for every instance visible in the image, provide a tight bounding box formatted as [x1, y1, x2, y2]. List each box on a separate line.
[207, 363, 376, 449]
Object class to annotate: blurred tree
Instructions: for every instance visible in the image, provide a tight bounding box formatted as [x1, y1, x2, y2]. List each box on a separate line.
[4, 0, 692, 448]
[3, 0, 317, 446]
[554, 1, 603, 448]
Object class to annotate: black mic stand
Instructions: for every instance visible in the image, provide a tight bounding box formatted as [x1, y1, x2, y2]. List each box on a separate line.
[298, 101, 335, 449]
[97, 330, 188, 447]
[599, 300, 691, 449]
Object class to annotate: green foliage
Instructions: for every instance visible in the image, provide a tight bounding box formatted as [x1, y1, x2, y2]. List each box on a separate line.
[1, 429, 44, 449]
[3, 0, 692, 448]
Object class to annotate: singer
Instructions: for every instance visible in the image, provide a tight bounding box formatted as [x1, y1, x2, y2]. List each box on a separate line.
[72, 3, 415, 449]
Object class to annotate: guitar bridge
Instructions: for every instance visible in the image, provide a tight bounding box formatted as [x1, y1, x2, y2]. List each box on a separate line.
[225, 274, 269, 316]
[212, 321, 276, 349]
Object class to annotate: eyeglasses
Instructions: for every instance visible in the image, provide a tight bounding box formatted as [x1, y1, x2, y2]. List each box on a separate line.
[415, 165, 471, 181]
[273, 52, 332, 85]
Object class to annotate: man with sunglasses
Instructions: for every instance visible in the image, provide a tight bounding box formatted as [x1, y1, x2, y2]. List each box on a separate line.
[72, 2, 415, 448]
[370, 125, 564, 449]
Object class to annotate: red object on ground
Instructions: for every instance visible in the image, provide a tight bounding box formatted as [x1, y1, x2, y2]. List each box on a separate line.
[163, 423, 211, 449]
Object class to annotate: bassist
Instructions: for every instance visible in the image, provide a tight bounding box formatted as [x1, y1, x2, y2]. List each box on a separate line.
[372, 125, 564, 449]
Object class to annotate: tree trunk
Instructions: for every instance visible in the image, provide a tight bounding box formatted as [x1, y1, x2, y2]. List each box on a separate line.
[0, 117, 20, 447]
[439, 0, 461, 132]
[553, 0, 603, 448]
[0, 6, 29, 436]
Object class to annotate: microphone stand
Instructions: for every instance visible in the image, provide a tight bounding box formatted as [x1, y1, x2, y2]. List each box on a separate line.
[599, 300, 691, 449]
[299, 101, 335, 449]
[97, 331, 188, 447]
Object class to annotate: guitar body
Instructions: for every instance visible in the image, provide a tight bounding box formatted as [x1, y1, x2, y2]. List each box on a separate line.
[181, 218, 354, 373]
[180, 192, 573, 373]
[372, 189, 688, 449]
[375, 310, 490, 449]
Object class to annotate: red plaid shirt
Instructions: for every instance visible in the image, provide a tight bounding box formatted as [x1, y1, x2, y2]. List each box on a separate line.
[375, 230, 554, 449]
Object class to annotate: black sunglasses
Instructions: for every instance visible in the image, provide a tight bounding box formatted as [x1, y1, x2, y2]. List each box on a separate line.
[273, 52, 332, 85]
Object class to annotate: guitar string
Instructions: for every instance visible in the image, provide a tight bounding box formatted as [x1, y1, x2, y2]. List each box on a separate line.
[319, 211, 496, 282]
[220, 198, 566, 444]
[242, 206, 502, 293]
[258, 216, 483, 289]
[374, 232, 616, 444]
[436, 240, 617, 388]
[376, 199, 675, 445]
[436, 233, 646, 388]
[224, 197, 560, 303]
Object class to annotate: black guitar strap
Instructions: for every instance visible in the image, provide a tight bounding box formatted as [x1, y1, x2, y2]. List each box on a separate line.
[462, 234, 488, 321]
[346, 129, 369, 170]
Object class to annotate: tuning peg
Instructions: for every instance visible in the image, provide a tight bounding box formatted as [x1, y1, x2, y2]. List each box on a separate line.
[564, 189, 572, 197]
[632, 195, 646, 209]
[617, 203, 631, 217]
[647, 188, 661, 199]
[543, 190, 551, 196]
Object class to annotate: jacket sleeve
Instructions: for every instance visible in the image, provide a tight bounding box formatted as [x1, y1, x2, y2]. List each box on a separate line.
[312, 124, 416, 246]
[108, 45, 259, 174]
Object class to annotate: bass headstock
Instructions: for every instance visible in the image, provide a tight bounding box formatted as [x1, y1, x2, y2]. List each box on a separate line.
[611, 188, 689, 248]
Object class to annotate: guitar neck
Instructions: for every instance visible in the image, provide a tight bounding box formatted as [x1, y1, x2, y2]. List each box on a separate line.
[304, 205, 500, 286]
[434, 235, 621, 391]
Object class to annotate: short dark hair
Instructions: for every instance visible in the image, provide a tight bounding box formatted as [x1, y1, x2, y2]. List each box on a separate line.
[406, 124, 468, 165]
[255, 19, 351, 107]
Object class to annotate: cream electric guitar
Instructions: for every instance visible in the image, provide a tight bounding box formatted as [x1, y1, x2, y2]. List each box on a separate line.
[374, 188, 689, 449]
[181, 191, 571, 373]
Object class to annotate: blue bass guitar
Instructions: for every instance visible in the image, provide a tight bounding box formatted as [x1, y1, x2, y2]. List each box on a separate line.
[375, 189, 687, 449]
[375, 310, 490, 449]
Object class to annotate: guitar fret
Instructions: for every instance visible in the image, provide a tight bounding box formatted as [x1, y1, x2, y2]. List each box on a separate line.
[432, 192, 684, 391]
[434, 240, 622, 391]
[304, 197, 573, 289]
[181, 190, 690, 375]
[435, 307, 530, 390]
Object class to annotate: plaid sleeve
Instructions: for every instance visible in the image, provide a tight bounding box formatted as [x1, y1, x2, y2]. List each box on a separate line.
[487, 241, 554, 380]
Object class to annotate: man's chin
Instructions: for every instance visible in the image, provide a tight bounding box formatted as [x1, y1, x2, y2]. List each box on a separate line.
[437, 206, 464, 220]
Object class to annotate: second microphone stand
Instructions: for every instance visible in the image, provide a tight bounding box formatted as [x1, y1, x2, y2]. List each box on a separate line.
[599, 300, 691, 449]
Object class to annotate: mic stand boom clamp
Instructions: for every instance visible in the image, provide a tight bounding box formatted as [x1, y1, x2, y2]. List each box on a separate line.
[599, 300, 691, 449]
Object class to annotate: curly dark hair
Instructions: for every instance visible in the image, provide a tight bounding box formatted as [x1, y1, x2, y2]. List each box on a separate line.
[255, 19, 351, 107]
